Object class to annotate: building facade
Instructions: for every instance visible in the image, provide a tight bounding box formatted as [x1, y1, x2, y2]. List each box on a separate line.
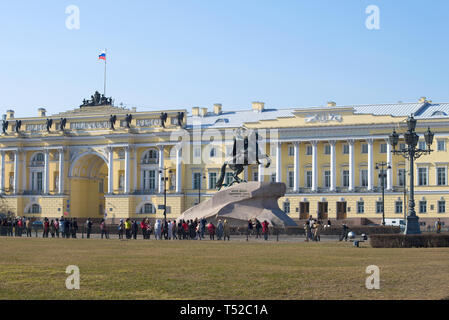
[1, 96, 448, 225]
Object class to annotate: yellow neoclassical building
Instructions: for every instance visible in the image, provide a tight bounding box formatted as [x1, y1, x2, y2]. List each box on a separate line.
[1, 95, 448, 225]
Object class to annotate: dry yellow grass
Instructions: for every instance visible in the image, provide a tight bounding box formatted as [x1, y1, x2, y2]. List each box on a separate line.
[0, 237, 448, 300]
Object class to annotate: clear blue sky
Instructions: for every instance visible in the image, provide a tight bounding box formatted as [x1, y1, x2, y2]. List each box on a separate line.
[0, 0, 448, 117]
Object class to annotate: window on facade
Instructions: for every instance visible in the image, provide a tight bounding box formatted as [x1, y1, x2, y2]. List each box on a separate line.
[324, 170, 331, 188]
[31, 171, 43, 192]
[30, 204, 41, 214]
[395, 201, 403, 214]
[271, 173, 276, 183]
[342, 170, 349, 187]
[208, 172, 217, 189]
[380, 143, 387, 153]
[437, 140, 446, 151]
[324, 144, 331, 155]
[361, 144, 368, 154]
[437, 167, 447, 186]
[143, 170, 156, 190]
[343, 144, 349, 155]
[209, 148, 216, 158]
[306, 171, 312, 188]
[306, 145, 312, 156]
[398, 169, 406, 187]
[142, 149, 158, 164]
[419, 141, 426, 150]
[140, 203, 155, 214]
[357, 201, 364, 214]
[288, 171, 294, 188]
[283, 202, 290, 214]
[253, 171, 258, 182]
[419, 201, 427, 213]
[54, 173, 59, 192]
[399, 143, 406, 151]
[31, 153, 45, 167]
[118, 173, 124, 190]
[360, 169, 368, 187]
[225, 172, 233, 186]
[193, 172, 202, 189]
[418, 167, 428, 186]
[288, 146, 294, 156]
[376, 201, 383, 214]
[99, 179, 104, 193]
[438, 201, 446, 213]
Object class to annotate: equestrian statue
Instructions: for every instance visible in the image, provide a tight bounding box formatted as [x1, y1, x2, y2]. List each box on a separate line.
[216, 128, 271, 190]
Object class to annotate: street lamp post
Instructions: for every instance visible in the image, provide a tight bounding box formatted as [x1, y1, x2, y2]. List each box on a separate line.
[375, 161, 391, 226]
[389, 115, 434, 234]
[159, 167, 172, 221]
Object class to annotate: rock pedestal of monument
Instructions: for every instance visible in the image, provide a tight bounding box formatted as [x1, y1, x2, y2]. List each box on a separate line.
[178, 182, 297, 227]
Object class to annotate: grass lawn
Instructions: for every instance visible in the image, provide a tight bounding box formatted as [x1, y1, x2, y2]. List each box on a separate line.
[0, 237, 448, 300]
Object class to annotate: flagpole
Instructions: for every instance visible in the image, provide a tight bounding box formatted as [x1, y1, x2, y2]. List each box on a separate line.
[104, 48, 107, 96]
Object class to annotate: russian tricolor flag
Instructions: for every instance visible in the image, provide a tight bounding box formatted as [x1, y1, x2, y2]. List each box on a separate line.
[99, 51, 106, 60]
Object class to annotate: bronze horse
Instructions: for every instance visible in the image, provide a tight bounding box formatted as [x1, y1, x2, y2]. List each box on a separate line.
[216, 131, 270, 190]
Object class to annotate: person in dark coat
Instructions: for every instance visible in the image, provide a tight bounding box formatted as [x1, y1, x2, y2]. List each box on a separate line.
[72, 218, 78, 238]
[131, 220, 138, 239]
[85, 218, 92, 239]
[339, 223, 349, 241]
[64, 219, 71, 239]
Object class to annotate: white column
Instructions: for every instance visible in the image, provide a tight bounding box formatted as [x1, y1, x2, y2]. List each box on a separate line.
[108, 147, 114, 194]
[43, 150, 50, 194]
[0, 151, 5, 193]
[258, 163, 264, 182]
[133, 147, 137, 192]
[22, 151, 26, 193]
[330, 140, 336, 191]
[386, 140, 393, 190]
[293, 142, 300, 192]
[58, 149, 64, 194]
[367, 139, 374, 191]
[13, 150, 19, 194]
[348, 140, 354, 191]
[276, 142, 282, 183]
[124, 146, 130, 194]
[176, 146, 182, 193]
[311, 141, 318, 192]
[158, 145, 164, 193]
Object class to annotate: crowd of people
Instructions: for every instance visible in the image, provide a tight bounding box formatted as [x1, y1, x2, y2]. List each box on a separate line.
[113, 217, 232, 241]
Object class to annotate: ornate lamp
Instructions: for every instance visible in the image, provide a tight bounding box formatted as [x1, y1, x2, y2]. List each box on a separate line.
[424, 127, 434, 151]
[389, 129, 399, 151]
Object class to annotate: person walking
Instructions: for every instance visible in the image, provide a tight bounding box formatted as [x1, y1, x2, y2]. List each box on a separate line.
[339, 223, 349, 241]
[85, 218, 92, 239]
[43, 218, 49, 238]
[435, 218, 442, 234]
[50, 220, 56, 238]
[216, 220, 224, 240]
[196, 223, 202, 240]
[131, 220, 138, 239]
[54, 219, 60, 238]
[255, 219, 262, 239]
[304, 221, 311, 242]
[154, 219, 162, 240]
[172, 220, 177, 240]
[26, 218, 32, 237]
[314, 220, 322, 242]
[60, 218, 65, 238]
[167, 220, 173, 240]
[247, 219, 254, 240]
[207, 222, 216, 240]
[125, 218, 132, 239]
[200, 217, 207, 239]
[262, 220, 270, 241]
[118, 219, 124, 239]
[223, 219, 230, 241]
[100, 219, 108, 239]
[140, 219, 147, 239]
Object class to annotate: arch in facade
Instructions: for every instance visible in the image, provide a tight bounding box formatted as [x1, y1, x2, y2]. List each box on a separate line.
[135, 201, 156, 214]
[24, 202, 41, 214]
[69, 150, 109, 178]
[140, 148, 159, 165]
